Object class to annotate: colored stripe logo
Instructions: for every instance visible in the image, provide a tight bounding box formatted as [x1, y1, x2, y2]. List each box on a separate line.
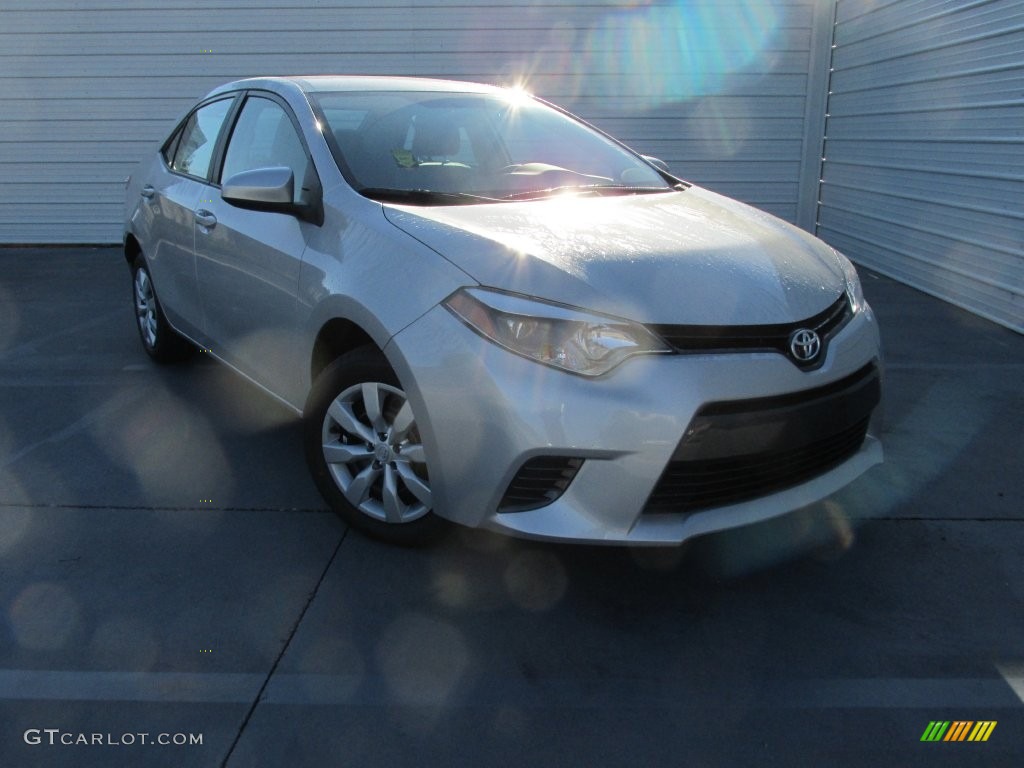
[921, 721, 996, 742]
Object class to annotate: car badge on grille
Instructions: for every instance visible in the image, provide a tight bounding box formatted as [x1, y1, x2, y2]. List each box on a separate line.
[789, 328, 821, 363]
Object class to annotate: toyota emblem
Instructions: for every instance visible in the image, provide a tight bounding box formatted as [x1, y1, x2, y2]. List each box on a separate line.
[789, 328, 821, 363]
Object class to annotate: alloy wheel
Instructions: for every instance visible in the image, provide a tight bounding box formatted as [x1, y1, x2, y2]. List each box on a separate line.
[134, 267, 158, 349]
[321, 381, 432, 524]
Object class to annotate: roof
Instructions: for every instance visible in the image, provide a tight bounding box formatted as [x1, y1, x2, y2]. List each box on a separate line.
[207, 75, 504, 98]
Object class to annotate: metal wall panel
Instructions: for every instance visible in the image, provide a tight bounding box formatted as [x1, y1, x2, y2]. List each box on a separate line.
[819, 0, 1024, 332]
[0, 0, 818, 243]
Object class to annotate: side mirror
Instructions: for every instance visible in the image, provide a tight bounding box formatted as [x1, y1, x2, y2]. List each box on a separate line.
[222, 166, 295, 208]
[221, 167, 324, 225]
[640, 155, 688, 190]
[641, 155, 670, 173]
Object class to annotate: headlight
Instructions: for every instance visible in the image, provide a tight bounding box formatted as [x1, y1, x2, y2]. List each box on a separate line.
[836, 250, 865, 314]
[444, 288, 670, 376]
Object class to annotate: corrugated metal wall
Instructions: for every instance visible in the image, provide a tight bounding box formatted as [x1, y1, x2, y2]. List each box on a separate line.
[818, 0, 1024, 332]
[0, 0, 820, 243]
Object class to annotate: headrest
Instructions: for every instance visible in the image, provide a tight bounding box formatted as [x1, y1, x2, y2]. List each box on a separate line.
[411, 116, 460, 158]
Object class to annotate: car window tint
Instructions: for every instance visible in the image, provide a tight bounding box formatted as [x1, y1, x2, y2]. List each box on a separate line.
[221, 97, 309, 203]
[161, 126, 182, 166]
[322, 108, 368, 131]
[399, 118, 476, 166]
[313, 92, 667, 197]
[171, 98, 232, 180]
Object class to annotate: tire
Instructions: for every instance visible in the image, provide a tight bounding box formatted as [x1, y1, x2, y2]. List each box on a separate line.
[304, 346, 445, 545]
[131, 255, 192, 362]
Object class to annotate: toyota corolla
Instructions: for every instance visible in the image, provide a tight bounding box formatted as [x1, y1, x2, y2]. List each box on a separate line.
[123, 76, 883, 545]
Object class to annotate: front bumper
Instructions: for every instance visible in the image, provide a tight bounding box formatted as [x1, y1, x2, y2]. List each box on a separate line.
[387, 301, 883, 545]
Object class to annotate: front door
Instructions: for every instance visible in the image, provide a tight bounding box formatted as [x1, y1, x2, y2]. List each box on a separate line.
[194, 93, 319, 401]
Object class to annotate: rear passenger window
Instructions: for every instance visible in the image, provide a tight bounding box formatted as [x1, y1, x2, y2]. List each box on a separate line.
[161, 127, 182, 165]
[171, 98, 233, 179]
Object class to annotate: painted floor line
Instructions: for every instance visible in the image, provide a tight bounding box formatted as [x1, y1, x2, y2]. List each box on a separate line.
[0, 308, 127, 363]
[0, 385, 145, 470]
[0, 501, 329, 514]
[885, 363, 1024, 371]
[0, 670, 263, 703]
[3, 669, 1016, 709]
[261, 674, 1024, 709]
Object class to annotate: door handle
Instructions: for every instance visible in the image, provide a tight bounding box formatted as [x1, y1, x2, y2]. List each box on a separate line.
[140, 185, 155, 199]
[195, 209, 217, 229]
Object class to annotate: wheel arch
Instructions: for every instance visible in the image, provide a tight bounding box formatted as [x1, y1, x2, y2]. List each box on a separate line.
[124, 233, 142, 264]
[309, 317, 379, 387]
[303, 285, 417, 391]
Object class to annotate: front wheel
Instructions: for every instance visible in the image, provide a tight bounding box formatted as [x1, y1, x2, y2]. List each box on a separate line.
[304, 347, 445, 545]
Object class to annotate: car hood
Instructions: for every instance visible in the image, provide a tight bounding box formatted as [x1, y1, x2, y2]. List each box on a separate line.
[383, 187, 846, 325]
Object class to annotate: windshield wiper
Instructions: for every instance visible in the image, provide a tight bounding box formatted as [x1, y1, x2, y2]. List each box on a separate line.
[501, 184, 675, 201]
[358, 188, 502, 206]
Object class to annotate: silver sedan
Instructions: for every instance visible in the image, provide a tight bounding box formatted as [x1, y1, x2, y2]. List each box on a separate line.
[124, 76, 883, 545]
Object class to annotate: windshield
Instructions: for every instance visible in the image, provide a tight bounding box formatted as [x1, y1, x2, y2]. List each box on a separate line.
[311, 90, 672, 203]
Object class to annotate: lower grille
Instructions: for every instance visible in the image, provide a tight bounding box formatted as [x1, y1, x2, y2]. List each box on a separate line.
[644, 364, 880, 514]
[498, 456, 584, 513]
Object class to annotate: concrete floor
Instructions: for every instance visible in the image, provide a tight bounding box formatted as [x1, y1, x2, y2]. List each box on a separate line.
[0, 247, 1021, 766]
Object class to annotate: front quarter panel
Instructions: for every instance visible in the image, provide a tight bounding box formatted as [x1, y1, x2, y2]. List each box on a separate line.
[295, 187, 475, 403]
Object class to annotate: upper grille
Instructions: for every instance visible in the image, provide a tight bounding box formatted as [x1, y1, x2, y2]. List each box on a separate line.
[650, 293, 852, 370]
[498, 456, 584, 513]
[643, 363, 880, 515]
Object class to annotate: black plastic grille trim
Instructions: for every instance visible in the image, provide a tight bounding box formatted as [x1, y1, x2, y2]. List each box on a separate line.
[643, 364, 880, 514]
[650, 293, 851, 370]
[498, 456, 584, 513]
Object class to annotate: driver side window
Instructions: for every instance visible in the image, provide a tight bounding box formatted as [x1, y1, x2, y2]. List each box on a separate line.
[220, 97, 312, 204]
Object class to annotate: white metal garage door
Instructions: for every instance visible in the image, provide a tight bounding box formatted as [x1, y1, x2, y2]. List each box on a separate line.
[1, 0, 823, 244]
[817, 0, 1024, 332]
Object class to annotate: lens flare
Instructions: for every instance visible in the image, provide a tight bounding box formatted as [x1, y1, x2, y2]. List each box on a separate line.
[504, 1, 780, 111]
[583, 1, 779, 107]
[502, 83, 533, 108]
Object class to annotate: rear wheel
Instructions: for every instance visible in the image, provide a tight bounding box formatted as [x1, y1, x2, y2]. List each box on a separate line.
[131, 255, 192, 362]
[304, 347, 444, 545]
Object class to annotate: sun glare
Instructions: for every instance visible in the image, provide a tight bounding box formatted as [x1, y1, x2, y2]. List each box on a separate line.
[503, 83, 533, 108]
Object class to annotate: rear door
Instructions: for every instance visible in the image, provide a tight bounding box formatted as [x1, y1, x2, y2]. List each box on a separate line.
[194, 92, 320, 400]
[136, 97, 235, 337]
